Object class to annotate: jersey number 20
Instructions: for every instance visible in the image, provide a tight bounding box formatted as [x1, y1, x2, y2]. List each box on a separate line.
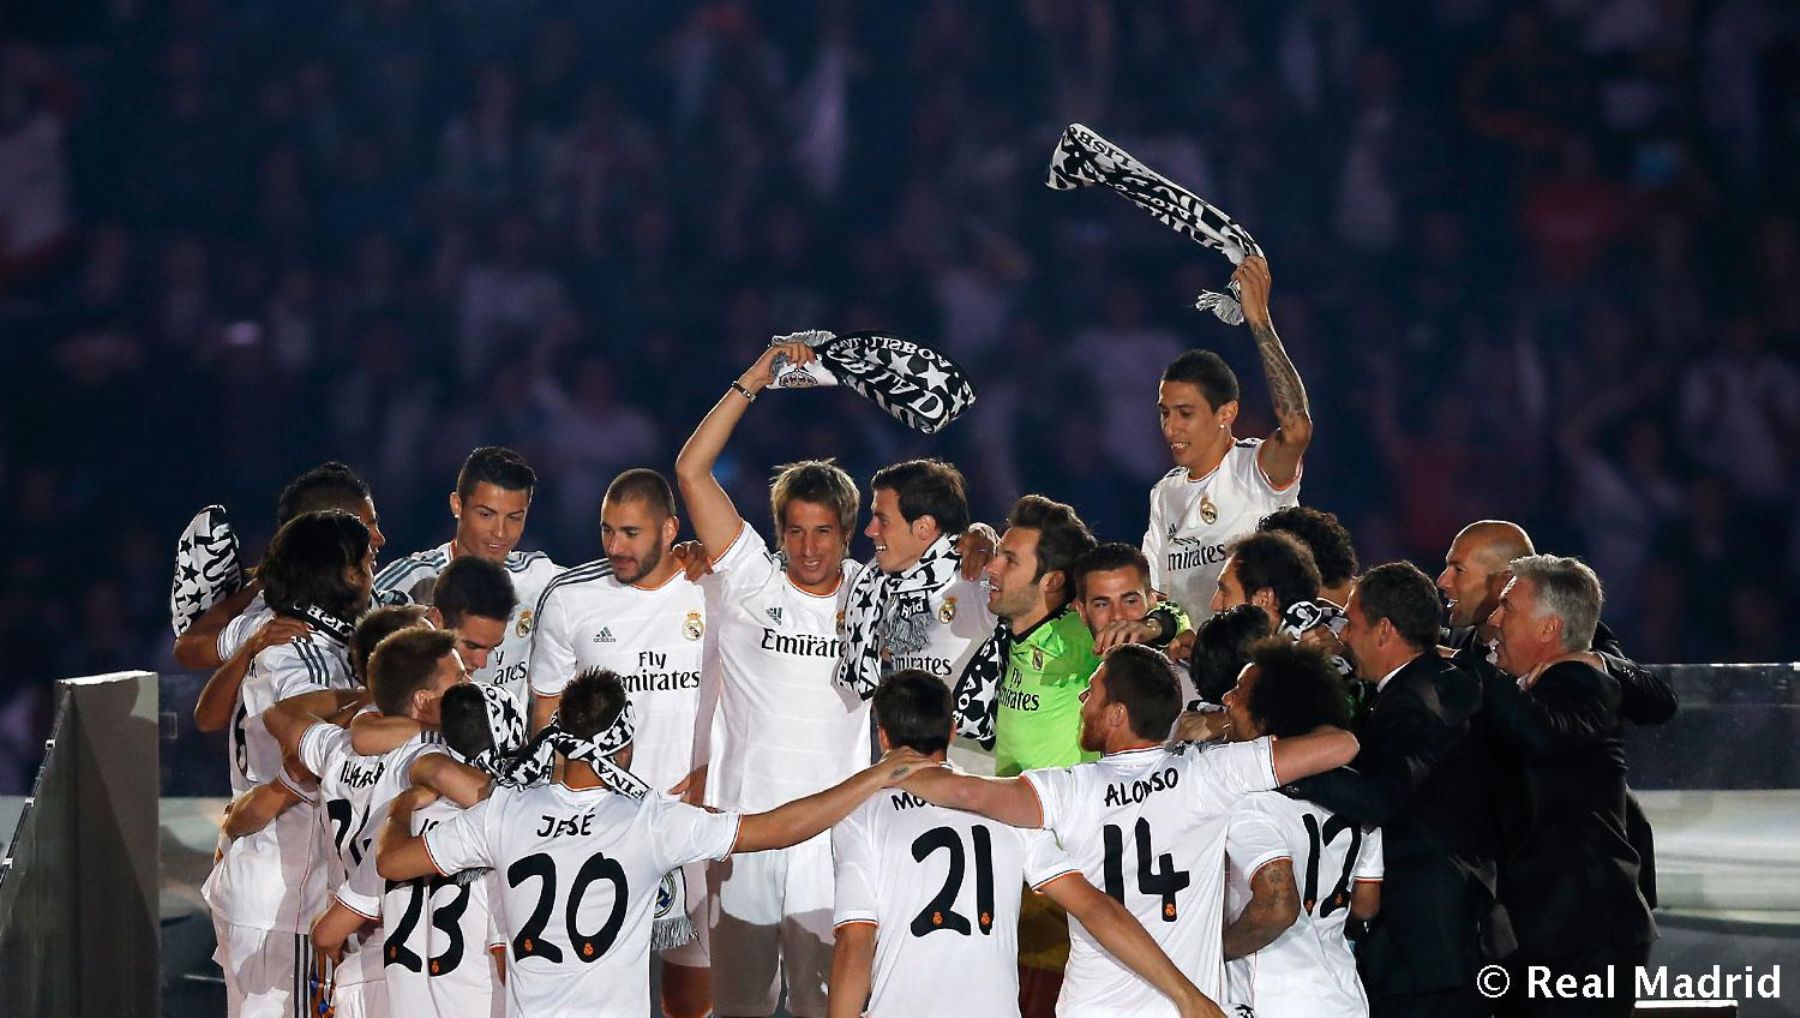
[507, 852, 628, 963]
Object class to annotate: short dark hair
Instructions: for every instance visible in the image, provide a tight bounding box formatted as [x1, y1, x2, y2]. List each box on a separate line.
[1100, 644, 1182, 740]
[368, 627, 457, 717]
[434, 556, 518, 627]
[1191, 604, 1272, 704]
[870, 459, 970, 537]
[1243, 638, 1351, 737]
[440, 684, 496, 759]
[1259, 507, 1359, 589]
[604, 468, 677, 520]
[771, 459, 860, 533]
[559, 667, 629, 741]
[1007, 494, 1096, 590]
[872, 669, 952, 756]
[1227, 531, 1321, 611]
[457, 446, 537, 501]
[1353, 562, 1442, 650]
[1073, 542, 1153, 599]
[276, 462, 371, 527]
[351, 604, 428, 679]
[1161, 350, 1240, 411]
[261, 509, 372, 622]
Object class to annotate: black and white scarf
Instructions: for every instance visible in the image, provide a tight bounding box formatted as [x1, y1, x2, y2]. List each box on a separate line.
[171, 504, 244, 636]
[1047, 123, 1264, 325]
[952, 619, 1015, 748]
[1280, 599, 1355, 678]
[767, 330, 977, 435]
[293, 603, 358, 645]
[834, 535, 964, 700]
[451, 684, 532, 785]
[503, 702, 695, 950]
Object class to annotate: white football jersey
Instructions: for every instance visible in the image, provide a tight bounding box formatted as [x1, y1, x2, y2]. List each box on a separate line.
[1022, 739, 1279, 1016]
[1225, 793, 1382, 1018]
[703, 524, 868, 811]
[374, 542, 562, 701]
[338, 799, 506, 1017]
[528, 561, 707, 793]
[215, 599, 275, 662]
[1142, 439, 1300, 622]
[423, 783, 741, 1018]
[833, 774, 1079, 1018]
[203, 630, 358, 931]
[869, 572, 995, 688]
[300, 721, 448, 891]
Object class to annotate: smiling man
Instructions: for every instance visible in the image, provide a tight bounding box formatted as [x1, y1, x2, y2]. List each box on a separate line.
[374, 447, 561, 696]
[1143, 257, 1311, 623]
[674, 341, 872, 1018]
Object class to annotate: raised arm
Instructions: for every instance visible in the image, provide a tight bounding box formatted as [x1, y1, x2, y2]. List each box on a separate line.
[1220, 860, 1300, 960]
[173, 580, 263, 670]
[675, 341, 815, 559]
[1235, 257, 1312, 488]
[1269, 726, 1359, 785]
[1045, 876, 1226, 1018]
[733, 748, 930, 853]
[897, 768, 1044, 829]
[193, 615, 310, 732]
[348, 711, 422, 755]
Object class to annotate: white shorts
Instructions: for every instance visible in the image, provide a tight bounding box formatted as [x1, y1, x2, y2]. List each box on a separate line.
[213, 919, 312, 1018]
[332, 978, 390, 1018]
[658, 858, 712, 968]
[707, 832, 836, 1017]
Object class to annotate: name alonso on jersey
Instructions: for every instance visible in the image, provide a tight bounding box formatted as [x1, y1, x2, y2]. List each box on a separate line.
[1102, 766, 1182, 808]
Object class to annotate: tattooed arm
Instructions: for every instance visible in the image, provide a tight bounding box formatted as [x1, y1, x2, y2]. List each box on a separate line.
[1235, 256, 1312, 488]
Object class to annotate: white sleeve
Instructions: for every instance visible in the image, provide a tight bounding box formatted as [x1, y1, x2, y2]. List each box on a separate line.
[1143, 486, 1166, 593]
[709, 523, 779, 597]
[831, 809, 879, 927]
[1020, 827, 1081, 891]
[423, 797, 498, 876]
[296, 722, 346, 780]
[1020, 767, 1077, 834]
[1354, 826, 1383, 882]
[484, 871, 507, 950]
[1192, 738, 1279, 799]
[1238, 439, 1301, 498]
[647, 793, 742, 872]
[336, 851, 384, 920]
[527, 585, 577, 698]
[1225, 797, 1292, 880]
[217, 610, 261, 662]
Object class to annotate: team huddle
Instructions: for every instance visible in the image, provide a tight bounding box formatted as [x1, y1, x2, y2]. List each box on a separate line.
[180, 257, 1665, 1018]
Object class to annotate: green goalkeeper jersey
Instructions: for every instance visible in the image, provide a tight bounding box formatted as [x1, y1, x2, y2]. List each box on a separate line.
[993, 605, 1103, 777]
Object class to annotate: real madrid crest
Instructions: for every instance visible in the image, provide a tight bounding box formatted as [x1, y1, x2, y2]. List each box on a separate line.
[1031, 647, 1045, 671]
[938, 597, 957, 623]
[1199, 494, 1219, 525]
[836, 609, 846, 633]
[682, 611, 705, 641]
[515, 609, 534, 638]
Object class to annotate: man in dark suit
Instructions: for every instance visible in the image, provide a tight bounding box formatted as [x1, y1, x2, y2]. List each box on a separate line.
[1473, 554, 1655, 1017]
[1437, 520, 1675, 906]
[1286, 562, 1501, 1018]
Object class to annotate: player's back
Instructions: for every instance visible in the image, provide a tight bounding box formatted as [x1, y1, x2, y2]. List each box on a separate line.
[425, 781, 740, 1018]
[1225, 792, 1382, 1018]
[832, 774, 1077, 1018]
[1022, 739, 1279, 1016]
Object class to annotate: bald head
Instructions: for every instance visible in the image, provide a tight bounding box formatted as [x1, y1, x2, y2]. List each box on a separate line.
[1438, 520, 1535, 630]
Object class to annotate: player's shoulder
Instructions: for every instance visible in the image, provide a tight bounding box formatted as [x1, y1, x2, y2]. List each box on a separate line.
[375, 545, 450, 589]
[1153, 465, 1189, 491]
[536, 558, 617, 603]
[257, 629, 344, 680]
[505, 549, 559, 577]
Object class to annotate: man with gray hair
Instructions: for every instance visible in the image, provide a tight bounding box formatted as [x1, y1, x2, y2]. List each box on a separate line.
[1476, 555, 1655, 1017]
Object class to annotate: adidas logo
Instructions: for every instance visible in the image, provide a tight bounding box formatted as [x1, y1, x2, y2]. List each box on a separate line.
[593, 628, 616, 644]
[765, 607, 783, 625]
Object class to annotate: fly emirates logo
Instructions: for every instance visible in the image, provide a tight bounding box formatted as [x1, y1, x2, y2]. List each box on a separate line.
[621, 650, 701, 693]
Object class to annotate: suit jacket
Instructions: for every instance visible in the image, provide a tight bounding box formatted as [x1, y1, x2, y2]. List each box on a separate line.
[1469, 655, 1657, 958]
[1286, 652, 1502, 994]
[1447, 621, 1673, 907]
